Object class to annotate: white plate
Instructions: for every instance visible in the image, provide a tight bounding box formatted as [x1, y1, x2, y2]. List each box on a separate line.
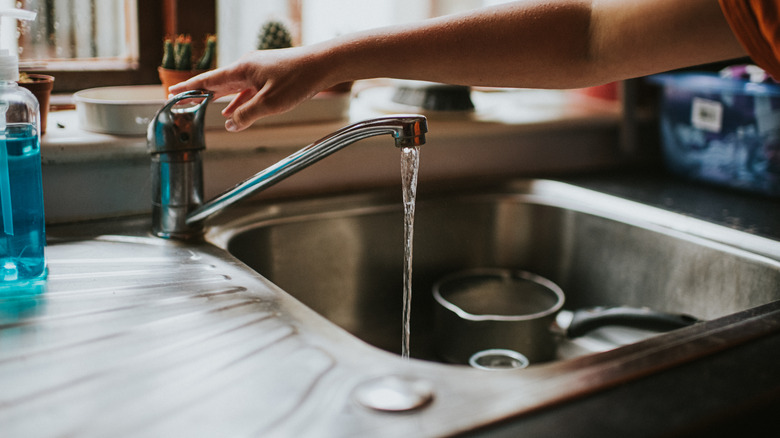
[74, 85, 351, 136]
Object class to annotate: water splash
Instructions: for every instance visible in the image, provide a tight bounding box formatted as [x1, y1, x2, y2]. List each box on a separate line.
[400, 146, 419, 360]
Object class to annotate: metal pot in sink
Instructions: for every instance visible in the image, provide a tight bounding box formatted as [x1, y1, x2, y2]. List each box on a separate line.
[432, 268, 699, 369]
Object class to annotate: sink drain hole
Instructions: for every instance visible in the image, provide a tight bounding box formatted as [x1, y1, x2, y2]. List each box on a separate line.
[469, 349, 530, 370]
[352, 374, 434, 412]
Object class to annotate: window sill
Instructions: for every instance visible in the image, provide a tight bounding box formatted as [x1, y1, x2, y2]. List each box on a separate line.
[43, 87, 620, 161]
[41, 87, 624, 223]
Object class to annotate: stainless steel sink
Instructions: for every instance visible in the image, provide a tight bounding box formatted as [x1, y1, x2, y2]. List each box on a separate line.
[3, 178, 778, 437]
[209, 179, 780, 365]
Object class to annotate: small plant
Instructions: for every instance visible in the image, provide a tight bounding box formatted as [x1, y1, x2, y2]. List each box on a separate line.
[257, 21, 292, 50]
[197, 35, 217, 70]
[161, 34, 217, 71]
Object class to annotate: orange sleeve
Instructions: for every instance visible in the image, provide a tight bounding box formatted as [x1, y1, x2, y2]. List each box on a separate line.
[719, 0, 780, 80]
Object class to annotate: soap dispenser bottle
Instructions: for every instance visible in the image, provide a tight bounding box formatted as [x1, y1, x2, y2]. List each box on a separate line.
[0, 9, 46, 289]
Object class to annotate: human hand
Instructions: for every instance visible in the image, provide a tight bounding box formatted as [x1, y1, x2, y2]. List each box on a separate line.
[168, 46, 330, 132]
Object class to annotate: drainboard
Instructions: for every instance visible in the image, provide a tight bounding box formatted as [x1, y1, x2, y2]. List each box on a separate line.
[210, 179, 780, 367]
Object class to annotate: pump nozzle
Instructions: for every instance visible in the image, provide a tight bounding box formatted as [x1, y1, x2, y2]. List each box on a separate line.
[0, 9, 36, 82]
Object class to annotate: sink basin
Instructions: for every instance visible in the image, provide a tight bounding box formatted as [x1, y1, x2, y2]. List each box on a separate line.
[210, 179, 780, 365]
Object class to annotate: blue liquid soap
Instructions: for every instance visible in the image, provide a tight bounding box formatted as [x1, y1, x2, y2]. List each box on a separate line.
[0, 124, 46, 286]
[0, 11, 48, 292]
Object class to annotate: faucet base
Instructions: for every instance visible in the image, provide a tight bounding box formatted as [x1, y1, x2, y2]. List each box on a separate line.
[152, 204, 205, 240]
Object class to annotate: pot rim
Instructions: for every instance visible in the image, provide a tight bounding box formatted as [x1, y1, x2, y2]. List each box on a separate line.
[432, 267, 565, 322]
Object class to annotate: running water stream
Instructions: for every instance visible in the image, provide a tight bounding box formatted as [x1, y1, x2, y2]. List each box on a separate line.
[400, 146, 420, 360]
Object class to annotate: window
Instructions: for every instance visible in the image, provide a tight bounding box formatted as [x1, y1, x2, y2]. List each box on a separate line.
[14, 0, 169, 92]
[17, 0, 136, 69]
[10, 0, 505, 93]
[216, 0, 510, 68]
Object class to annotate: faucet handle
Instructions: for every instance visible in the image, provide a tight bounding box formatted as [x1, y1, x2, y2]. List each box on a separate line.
[148, 90, 214, 154]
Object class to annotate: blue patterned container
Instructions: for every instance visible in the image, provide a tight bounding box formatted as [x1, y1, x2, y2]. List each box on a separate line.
[651, 72, 780, 197]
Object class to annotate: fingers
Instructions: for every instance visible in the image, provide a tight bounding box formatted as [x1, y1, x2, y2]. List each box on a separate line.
[221, 89, 253, 118]
[165, 47, 324, 132]
[167, 68, 241, 99]
[224, 81, 323, 132]
[225, 91, 271, 132]
[166, 72, 208, 97]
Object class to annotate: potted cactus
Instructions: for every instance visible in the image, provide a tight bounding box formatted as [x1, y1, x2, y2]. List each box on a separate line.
[257, 21, 352, 94]
[158, 34, 217, 96]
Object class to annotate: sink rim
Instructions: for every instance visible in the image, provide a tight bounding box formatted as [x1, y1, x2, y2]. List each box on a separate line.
[207, 179, 780, 264]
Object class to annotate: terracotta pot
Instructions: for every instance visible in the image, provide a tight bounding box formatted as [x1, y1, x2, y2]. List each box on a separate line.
[158, 67, 207, 97]
[18, 74, 54, 134]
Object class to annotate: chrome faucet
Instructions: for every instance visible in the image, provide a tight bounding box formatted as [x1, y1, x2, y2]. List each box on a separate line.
[148, 90, 428, 240]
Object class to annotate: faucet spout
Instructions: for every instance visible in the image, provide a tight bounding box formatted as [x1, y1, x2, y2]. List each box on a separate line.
[149, 94, 427, 241]
[185, 115, 427, 226]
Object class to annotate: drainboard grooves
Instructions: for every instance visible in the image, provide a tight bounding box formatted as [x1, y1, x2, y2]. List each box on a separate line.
[64, 329, 312, 438]
[0, 283, 251, 332]
[128, 344, 336, 438]
[48, 267, 224, 283]
[0, 294, 265, 364]
[45, 271, 230, 296]
[0, 302, 278, 403]
[0, 312, 298, 437]
[255, 354, 347, 437]
[1, 283, 250, 328]
[28, 282, 245, 313]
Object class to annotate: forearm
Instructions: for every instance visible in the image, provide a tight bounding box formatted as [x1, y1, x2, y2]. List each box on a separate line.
[319, 1, 595, 89]
[170, 0, 747, 131]
[318, 0, 745, 89]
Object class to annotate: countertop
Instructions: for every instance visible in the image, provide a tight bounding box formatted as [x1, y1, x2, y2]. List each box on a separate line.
[564, 170, 780, 242]
[40, 86, 625, 223]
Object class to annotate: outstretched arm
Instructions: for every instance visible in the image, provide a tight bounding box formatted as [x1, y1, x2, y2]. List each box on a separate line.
[170, 0, 745, 131]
